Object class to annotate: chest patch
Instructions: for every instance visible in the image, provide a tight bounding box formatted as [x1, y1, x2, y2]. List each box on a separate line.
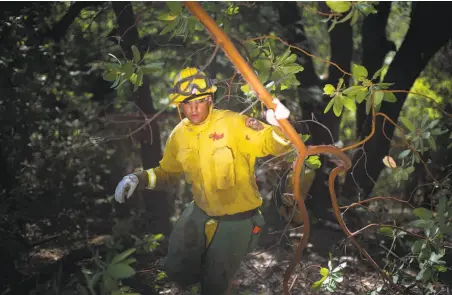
[245, 117, 264, 131]
[209, 132, 224, 141]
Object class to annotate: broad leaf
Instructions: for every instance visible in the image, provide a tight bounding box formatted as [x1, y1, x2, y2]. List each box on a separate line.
[413, 208, 433, 220]
[103, 71, 117, 82]
[341, 95, 356, 112]
[324, 97, 335, 113]
[400, 117, 415, 132]
[342, 85, 365, 95]
[374, 91, 384, 105]
[355, 88, 368, 103]
[323, 84, 336, 95]
[111, 248, 136, 264]
[383, 92, 397, 103]
[378, 226, 394, 237]
[398, 149, 411, 159]
[121, 61, 134, 80]
[131, 45, 141, 63]
[352, 64, 368, 80]
[107, 263, 136, 279]
[326, 1, 352, 13]
[333, 97, 343, 117]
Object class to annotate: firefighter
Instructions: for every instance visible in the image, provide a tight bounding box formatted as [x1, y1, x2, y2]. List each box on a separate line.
[114, 67, 292, 294]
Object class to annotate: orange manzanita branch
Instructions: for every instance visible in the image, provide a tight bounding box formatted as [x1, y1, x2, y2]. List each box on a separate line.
[184, 2, 310, 294]
[183, 2, 383, 294]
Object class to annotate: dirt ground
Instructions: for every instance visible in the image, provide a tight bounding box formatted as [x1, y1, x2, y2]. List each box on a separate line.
[10, 194, 451, 295]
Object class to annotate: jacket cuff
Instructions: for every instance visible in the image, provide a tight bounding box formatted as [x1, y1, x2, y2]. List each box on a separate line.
[145, 168, 156, 189]
[133, 170, 149, 190]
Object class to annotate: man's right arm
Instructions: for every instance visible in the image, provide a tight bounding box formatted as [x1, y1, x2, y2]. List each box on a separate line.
[134, 132, 183, 191]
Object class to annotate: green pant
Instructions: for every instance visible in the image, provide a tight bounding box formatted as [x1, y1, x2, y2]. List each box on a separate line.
[163, 201, 265, 295]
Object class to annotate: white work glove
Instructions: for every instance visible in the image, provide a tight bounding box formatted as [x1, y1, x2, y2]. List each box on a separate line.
[114, 174, 139, 203]
[266, 98, 290, 127]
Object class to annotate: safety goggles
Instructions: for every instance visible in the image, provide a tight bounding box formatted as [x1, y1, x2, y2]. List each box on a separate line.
[168, 74, 217, 96]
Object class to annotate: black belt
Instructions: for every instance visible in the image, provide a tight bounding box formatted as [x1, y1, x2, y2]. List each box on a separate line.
[212, 208, 258, 221]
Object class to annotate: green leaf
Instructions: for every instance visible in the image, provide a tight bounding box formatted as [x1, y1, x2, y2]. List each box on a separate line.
[306, 155, 321, 169]
[284, 53, 297, 64]
[326, 1, 352, 13]
[324, 97, 335, 113]
[111, 248, 136, 264]
[372, 68, 384, 81]
[333, 97, 343, 117]
[160, 16, 181, 35]
[383, 92, 397, 103]
[428, 119, 439, 129]
[412, 240, 423, 254]
[323, 84, 336, 95]
[121, 61, 134, 80]
[355, 88, 368, 103]
[352, 64, 368, 80]
[431, 128, 448, 136]
[103, 71, 117, 82]
[276, 48, 291, 66]
[280, 64, 304, 75]
[343, 85, 365, 95]
[378, 226, 394, 237]
[90, 272, 102, 289]
[374, 82, 394, 89]
[341, 95, 356, 112]
[428, 136, 437, 152]
[253, 59, 272, 82]
[167, 1, 182, 14]
[111, 76, 121, 89]
[400, 117, 415, 132]
[413, 208, 433, 220]
[301, 133, 311, 142]
[405, 166, 415, 174]
[320, 267, 329, 276]
[429, 252, 444, 263]
[311, 275, 327, 290]
[131, 45, 141, 63]
[107, 263, 136, 279]
[422, 268, 432, 282]
[374, 91, 384, 105]
[435, 265, 448, 272]
[408, 219, 435, 229]
[398, 149, 411, 159]
[157, 12, 178, 21]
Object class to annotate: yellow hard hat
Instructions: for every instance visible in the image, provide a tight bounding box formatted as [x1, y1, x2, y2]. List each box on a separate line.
[168, 67, 217, 105]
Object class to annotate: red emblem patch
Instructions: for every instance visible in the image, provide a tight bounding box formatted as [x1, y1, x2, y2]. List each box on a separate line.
[209, 132, 224, 141]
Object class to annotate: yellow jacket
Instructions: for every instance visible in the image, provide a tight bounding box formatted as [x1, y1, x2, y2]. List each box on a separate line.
[146, 108, 292, 216]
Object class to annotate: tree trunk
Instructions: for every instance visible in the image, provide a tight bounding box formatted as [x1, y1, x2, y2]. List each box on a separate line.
[345, 2, 452, 198]
[112, 2, 170, 236]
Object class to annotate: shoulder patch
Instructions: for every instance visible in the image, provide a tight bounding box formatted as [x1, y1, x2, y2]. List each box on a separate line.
[245, 117, 264, 131]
